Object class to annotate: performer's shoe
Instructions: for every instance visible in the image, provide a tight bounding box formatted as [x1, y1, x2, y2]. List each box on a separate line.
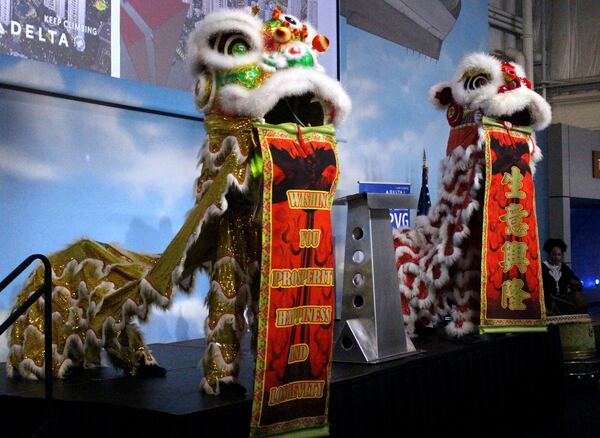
[136, 361, 167, 377]
[218, 381, 247, 396]
[135, 352, 167, 377]
[201, 377, 247, 396]
[450, 332, 480, 344]
[61, 365, 84, 379]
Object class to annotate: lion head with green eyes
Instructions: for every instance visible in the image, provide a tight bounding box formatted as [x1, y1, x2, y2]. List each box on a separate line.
[187, 7, 350, 127]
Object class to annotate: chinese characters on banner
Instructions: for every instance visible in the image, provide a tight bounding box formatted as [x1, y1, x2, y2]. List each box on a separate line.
[480, 122, 546, 332]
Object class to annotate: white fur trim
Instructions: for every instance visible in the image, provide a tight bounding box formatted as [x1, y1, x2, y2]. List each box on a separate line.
[175, 170, 252, 290]
[8, 245, 169, 379]
[429, 81, 452, 110]
[187, 8, 264, 73]
[481, 86, 552, 130]
[529, 134, 543, 175]
[445, 319, 475, 337]
[200, 375, 239, 395]
[217, 67, 351, 126]
[199, 341, 241, 395]
[204, 314, 242, 338]
[446, 53, 551, 131]
[450, 53, 504, 108]
[395, 133, 486, 337]
[200, 135, 249, 175]
[174, 133, 257, 294]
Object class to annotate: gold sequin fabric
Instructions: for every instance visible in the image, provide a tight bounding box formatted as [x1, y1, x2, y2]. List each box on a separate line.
[195, 114, 259, 199]
[202, 198, 262, 390]
[8, 113, 263, 387]
[8, 240, 160, 377]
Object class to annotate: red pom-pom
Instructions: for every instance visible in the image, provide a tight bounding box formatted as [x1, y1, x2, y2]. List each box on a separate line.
[312, 34, 330, 52]
[434, 86, 453, 106]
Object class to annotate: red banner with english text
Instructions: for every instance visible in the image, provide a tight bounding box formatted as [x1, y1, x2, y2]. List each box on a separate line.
[251, 123, 338, 436]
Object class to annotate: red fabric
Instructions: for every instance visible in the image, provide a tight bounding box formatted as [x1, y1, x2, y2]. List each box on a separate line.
[393, 128, 483, 331]
[252, 127, 337, 435]
[446, 125, 480, 156]
[480, 127, 544, 326]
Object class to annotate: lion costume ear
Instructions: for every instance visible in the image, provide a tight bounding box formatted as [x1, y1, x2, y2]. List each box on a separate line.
[429, 82, 454, 110]
[193, 69, 216, 113]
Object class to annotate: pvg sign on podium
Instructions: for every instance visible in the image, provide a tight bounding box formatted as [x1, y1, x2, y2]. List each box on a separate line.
[358, 181, 411, 228]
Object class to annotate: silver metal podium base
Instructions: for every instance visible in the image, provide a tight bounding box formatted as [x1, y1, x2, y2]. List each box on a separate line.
[334, 318, 419, 363]
[332, 193, 418, 364]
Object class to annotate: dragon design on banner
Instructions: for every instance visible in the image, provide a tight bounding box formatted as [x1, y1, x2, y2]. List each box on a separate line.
[8, 7, 350, 435]
[394, 53, 552, 337]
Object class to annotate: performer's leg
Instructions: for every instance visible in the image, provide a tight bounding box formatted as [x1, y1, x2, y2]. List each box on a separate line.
[104, 323, 164, 376]
[201, 207, 253, 395]
[446, 238, 481, 337]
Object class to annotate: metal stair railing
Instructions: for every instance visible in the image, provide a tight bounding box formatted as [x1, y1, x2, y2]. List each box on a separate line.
[0, 254, 53, 435]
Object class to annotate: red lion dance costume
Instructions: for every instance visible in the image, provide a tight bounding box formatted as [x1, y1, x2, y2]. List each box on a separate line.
[394, 53, 552, 337]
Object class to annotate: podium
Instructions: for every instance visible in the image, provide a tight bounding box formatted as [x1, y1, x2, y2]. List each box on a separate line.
[333, 192, 417, 363]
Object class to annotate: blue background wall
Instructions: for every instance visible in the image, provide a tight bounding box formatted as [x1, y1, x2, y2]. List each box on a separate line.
[571, 207, 600, 289]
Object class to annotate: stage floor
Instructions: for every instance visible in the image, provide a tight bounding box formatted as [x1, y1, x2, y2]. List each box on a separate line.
[0, 330, 564, 437]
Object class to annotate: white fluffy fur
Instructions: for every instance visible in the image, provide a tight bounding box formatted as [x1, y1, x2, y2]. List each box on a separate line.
[428, 81, 452, 110]
[397, 60, 551, 337]
[187, 8, 264, 73]
[187, 8, 351, 128]
[217, 67, 351, 126]
[529, 133, 543, 175]
[481, 86, 552, 130]
[200, 375, 238, 395]
[200, 135, 249, 175]
[430, 53, 552, 130]
[450, 53, 504, 108]
[171, 130, 257, 297]
[7, 250, 169, 380]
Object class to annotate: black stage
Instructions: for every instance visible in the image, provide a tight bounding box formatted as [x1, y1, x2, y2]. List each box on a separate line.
[0, 330, 565, 437]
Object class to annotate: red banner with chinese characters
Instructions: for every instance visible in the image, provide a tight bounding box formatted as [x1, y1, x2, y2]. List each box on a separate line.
[251, 123, 338, 436]
[480, 120, 546, 332]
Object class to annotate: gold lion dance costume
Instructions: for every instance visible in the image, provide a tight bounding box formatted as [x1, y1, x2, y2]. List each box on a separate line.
[394, 53, 551, 337]
[8, 7, 350, 436]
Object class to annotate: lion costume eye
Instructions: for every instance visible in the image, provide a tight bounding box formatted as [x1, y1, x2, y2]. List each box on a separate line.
[283, 15, 297, 25]
[209, 32, 251, 56]
[229, 39, 249, 56]
[463, 73, 490, 90]
[188, 9, 264, 72]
